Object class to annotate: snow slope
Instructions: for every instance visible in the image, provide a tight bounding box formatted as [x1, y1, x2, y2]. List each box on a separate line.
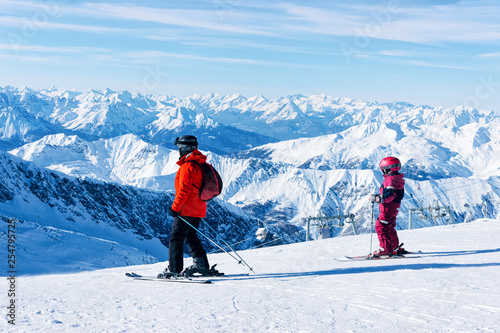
[0, 216, 159, 275]
[3, 219, 499, 332]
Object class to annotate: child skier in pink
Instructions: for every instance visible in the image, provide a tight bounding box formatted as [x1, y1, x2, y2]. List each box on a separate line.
[369, 156, 406, 257]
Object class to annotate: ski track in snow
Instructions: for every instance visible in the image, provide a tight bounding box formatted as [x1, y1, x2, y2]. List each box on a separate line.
[2, 219, 500, 332]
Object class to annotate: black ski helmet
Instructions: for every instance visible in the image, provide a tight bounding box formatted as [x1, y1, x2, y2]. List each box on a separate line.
[174, 135, 198, 157]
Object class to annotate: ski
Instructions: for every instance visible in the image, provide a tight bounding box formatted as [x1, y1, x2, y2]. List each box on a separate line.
[125, 272, 213, 284]
[212, 273, 250, 278]
[189, 272, 250, 278]
[190, 273, 251, 280]
[335, 254, 421, 262]
[398, 250, 422, 255]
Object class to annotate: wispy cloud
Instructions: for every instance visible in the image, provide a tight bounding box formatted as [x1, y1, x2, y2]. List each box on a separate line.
[0, 52, 53, 63]
[339, 48, 475, 70]
[0, 43, 110, 53]
[378, 50, 419, 57]
[118, 50, 322, 69]
[147, 34, 336, 56]
[1, 2, 276, 40]
[65, 3, 275, 37]
[377, 49, 452, 59]
[0, 16, 130, 35]
[409, 60, 475, 71]
[0, 0, 54, 12]
[278, 3, 362, 37]
[3, 1, 500, 45]
[279, 1, 500, 45]
[478, 52, 500, 58]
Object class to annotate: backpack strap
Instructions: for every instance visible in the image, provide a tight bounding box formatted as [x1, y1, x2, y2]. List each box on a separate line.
[187, 160, 203, 191]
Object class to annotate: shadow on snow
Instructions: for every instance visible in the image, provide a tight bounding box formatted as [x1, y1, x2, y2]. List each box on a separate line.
[218, 248, 500, 282]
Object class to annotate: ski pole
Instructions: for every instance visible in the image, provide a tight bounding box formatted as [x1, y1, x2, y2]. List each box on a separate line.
[203, 221, 255, 274]
[177, 216, 254, 273]
[369, 202, 374, 257]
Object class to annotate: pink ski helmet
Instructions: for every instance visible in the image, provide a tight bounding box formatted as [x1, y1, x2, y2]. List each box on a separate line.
[379, 156, 401, 174]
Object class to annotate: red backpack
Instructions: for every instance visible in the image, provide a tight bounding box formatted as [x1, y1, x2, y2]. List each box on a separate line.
[190, 161, 223, 201]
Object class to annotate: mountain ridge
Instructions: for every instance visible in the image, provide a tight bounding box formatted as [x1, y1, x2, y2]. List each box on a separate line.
[2, 86, 498, 153]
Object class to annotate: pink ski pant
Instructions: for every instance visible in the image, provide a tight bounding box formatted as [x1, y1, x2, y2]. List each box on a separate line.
[375, 202, 400, 252]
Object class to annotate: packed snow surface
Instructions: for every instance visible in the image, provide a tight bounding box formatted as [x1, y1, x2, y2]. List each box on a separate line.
[3, 219, 499, 332]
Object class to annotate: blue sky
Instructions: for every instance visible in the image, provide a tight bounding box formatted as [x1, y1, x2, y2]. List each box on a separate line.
[1, 0, 500, 111]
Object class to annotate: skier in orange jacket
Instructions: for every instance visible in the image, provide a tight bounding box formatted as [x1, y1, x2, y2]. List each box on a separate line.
[165, 135, 210, 276]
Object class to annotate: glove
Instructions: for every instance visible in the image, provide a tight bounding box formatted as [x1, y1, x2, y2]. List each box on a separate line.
[369, 194, 383, 203]
[168, 207, 179, 217]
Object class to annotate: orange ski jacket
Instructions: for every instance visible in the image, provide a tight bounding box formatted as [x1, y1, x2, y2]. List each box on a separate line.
[171, 149, 207, 218]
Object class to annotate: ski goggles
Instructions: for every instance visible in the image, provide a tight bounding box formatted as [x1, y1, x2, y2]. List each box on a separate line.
[174, 137, 197, 147]
[175, 143, 193, 149]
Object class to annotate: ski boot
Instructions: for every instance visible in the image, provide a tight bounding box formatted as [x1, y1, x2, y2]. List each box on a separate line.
[206, 264, 224, 277]
[183, 264, 224, 277]
[182, 257, 210, 277]
[393, 243, 409, 256]
[372, 248, 393, 257]
[157, 268, 181, 279]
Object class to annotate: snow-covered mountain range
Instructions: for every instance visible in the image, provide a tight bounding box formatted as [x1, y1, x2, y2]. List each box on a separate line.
[1, 85, 499, 273]
[0, 86, 277, 154]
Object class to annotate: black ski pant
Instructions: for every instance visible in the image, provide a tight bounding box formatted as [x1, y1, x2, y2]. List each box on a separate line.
[168, 216, 209, 273]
